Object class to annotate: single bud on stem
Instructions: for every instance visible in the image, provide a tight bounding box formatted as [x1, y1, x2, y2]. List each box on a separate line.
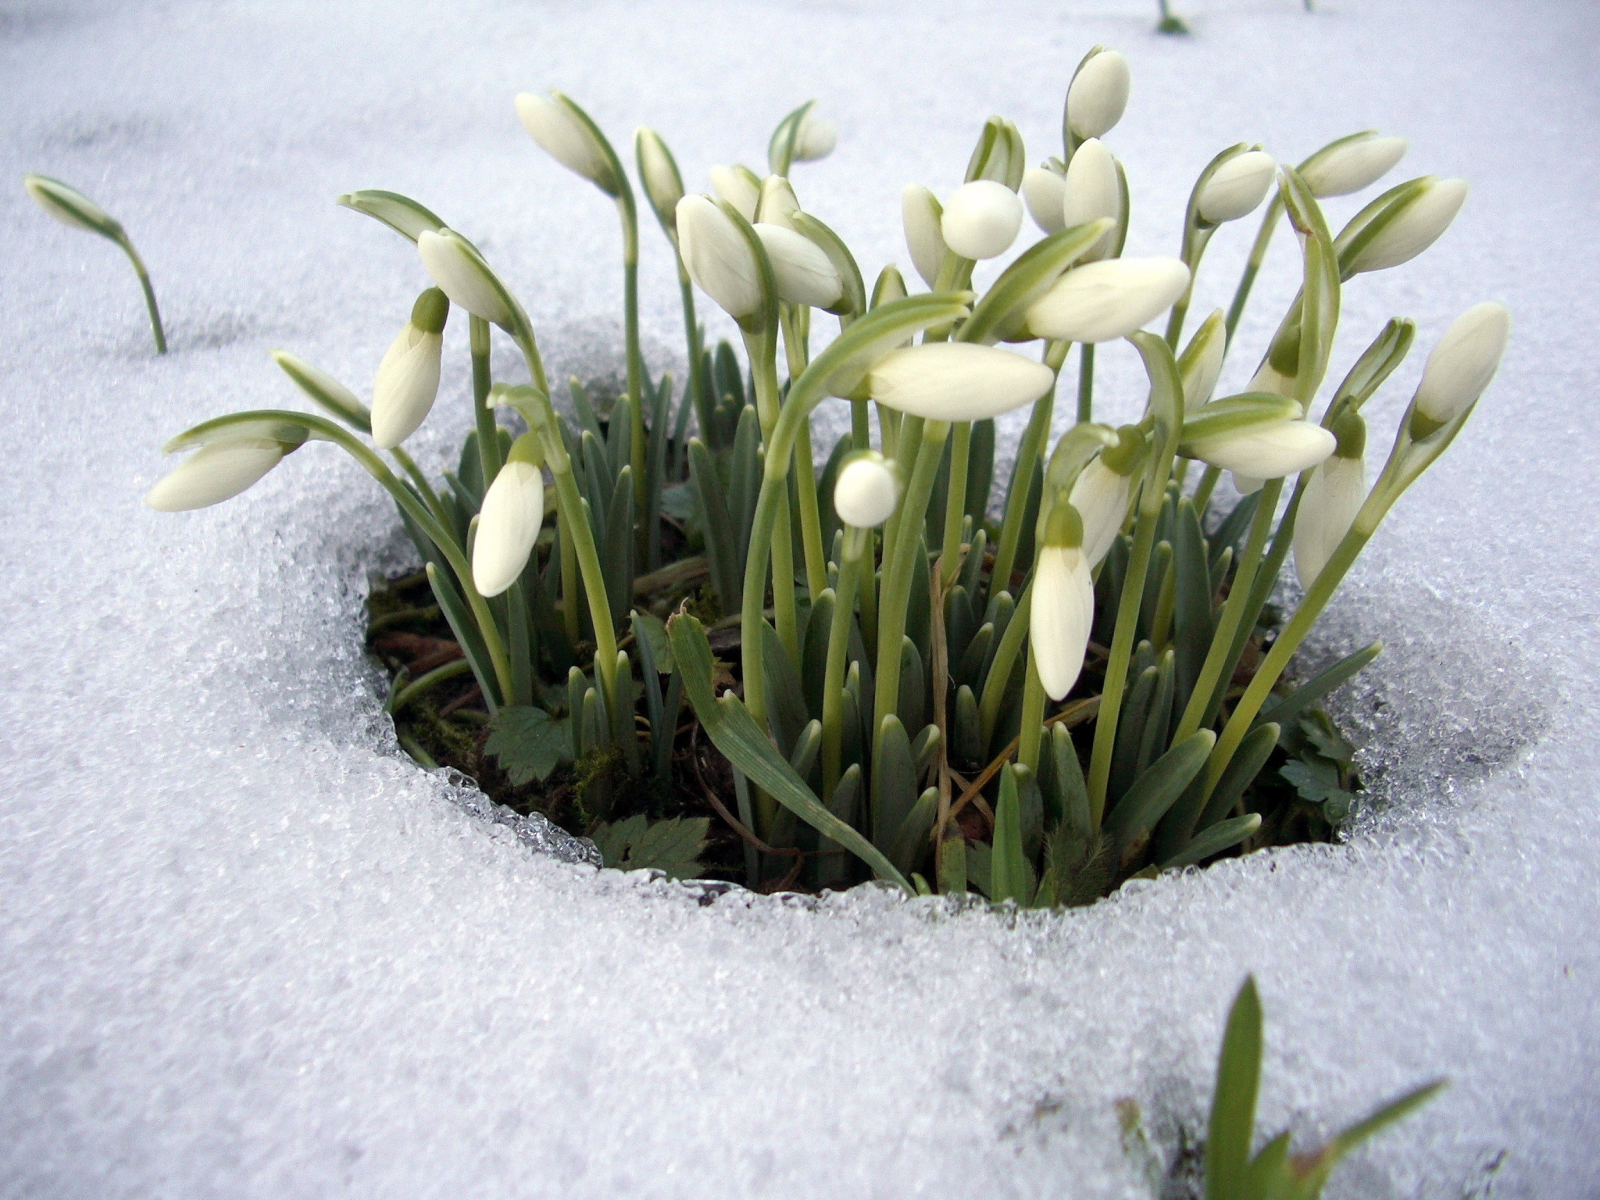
[1060, 138, 1121, 260]
[1197, 150, 1277, 224]
[1410, 302, 1511, 435]
[371, 288, 449, 449]
[941, 179, 1023, 261]
[708, 164, 762, 221]
[1294, 413, 1367, 588]
[902, 185, 947, 288]
[1023, 257, 1190, 343]
[145, 438, 298, 511]
[833, 451, 901, 528]
[515, 92, 619, 195]
[754, 222, 843, 309]
[472, 433, 546, 597]
[1031, 501, 1095, 700]
[1022, 166, 1067, 233]
[1184, 417, 1335, 477]
[1066, 49, 1131, 141]
[417, 231, 513, 326]
[635, 127, 686, 238]
[1340, 177, 1468, 276]
[1300, 132, 1408, 199]
[675, 194, 763, 320]
[792, 111, 838, 162]
[866, 342, 1056, 421]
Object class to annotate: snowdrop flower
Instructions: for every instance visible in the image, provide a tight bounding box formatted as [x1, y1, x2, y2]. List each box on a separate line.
[1179, 310, 1227, 411]
[515, 92, 618, 196]
[1068, 456, 1134, 568]
[1412, 302, 1511, 432]
[1300, 133, 1408, 199]
[1185, 418, 1335, 478]
[1198, 150, 1277, 224]
[24, 173, 120, 237]
[1031, 501, 1094, 701]
[902, 185, 947, 288]
[675, 194, 762, 320]
[708, 164, 762, 221]
[1293, 414, 1367, 588]
[1022, 166, 1067, 233]
[417, 231, 512, 326]
[145, 438, 294, 512]
[1023, 257, 1189, 344]
[1061, 138, 1120, 260]
[473, 434, 546, 597]
[635, 127, 685, 236]
[370, 288, 449, 450]
[1342, 178, 1468, 276]
[866, 343, 1055, 421]
[756, 175, 801, 228]
[940, 180, 1023, 261]
[754, 222, 843, 309]
[833, 451, 901, 528]
[792, 111, 839, 162]
[1066, 49, 1131, 141]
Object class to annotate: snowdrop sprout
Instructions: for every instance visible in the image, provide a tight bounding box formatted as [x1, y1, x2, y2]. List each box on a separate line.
[1185, 418, 1335, 477]
[1300, 132, 1408, 199]
[708, 164, 762, 221]
[833, 451, 901, 528]
[1066, 48, 1132, 141]
[1061, 138, 1121, 260]
[515, 92, 619, 196]
[371, 288, 448, 450]
[1022, 166, 1067, 233]
[417, 230, 512, 326]
[753, 222, 843, 309]
[1294, 414, 1367, 588]
[1031, 501, 1095, 701]
[792, 111, 838, 162]
[1341, 177, 1468, 276]
[901, 185, 947, 288]
[865, 343, 1054, 421]
[145, 438, 297, 512]
[675, 194, 763, 320]
[1023, 257, 1190, 343]
[1411, 301, 1511, 433]
[1198, 150, 1277, 224]
[940, 180, 1023, 261]
[472, 434, 546, 597]
[634, 127, 685, 237]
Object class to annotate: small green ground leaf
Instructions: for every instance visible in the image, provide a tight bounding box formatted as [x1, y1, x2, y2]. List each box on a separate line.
[1279, 758, 1346, 804]
[632, 609, 675, 673]
[591, 814, 710, 879]
[485, 705, 572, 785]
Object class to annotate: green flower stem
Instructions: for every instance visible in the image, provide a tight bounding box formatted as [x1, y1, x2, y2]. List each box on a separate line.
[1077, 343, 1095, 423]
[556, 506, 582, 645]
[1225, 193, 1284, 345]
[389, 446, 451, 528]
[990, 342, 1067, 599]
[1191, 464, 1222, 514]
[1170, 477, 1282, 743]
[679, 272, 709, 437]
[857, 530, 879, 660]
[821, 526, 869, 798]
[793, 420, 829, 600]
[852, 400, 871, 451]
[879, 414, 924, 594]
[546, 457, 620, 700]
[772, 486, 801, 664]
[939, 422, 972, 587]
[117, 235, 165, 354]
[469, 316, 501, 484]
[389, 657, 474, 713]
[871, 419, 950, 778]
[978, 579, 1031, 749]
[1017, 648, 1047, 772]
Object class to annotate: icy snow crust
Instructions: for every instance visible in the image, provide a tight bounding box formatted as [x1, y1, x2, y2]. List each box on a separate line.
[2, 0, 1597, 1195]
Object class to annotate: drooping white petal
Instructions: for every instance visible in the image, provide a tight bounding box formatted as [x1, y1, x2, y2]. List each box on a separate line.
[833, 453, 901, 529]
[1301, 134, 1407, 199]
[1343, 178, 1468, 275]
[1198, 151, 1277, 224]
[472, 461, 546, 597]
[1060, 138, 1120, 260]
[371, 326, 443, 449]
[754, 223, 842, 309]
[708, 165, 761, 221]
[866, 343, 1055, 422]
[417, 232, 512, 325]
[1068, 458, 1133, 568]
[1022, 168, 1067, 233]
[940, 180, 1023, 261]
[675, 195, 762, 320]
[145, 439, 285, 512]
[515, 93, 613, 192]
[1293, 454, 1366, 588]
[1413, 302, 1511, 426]
[1023, 257, 1189, 344]
[1032, 544, 1095, 700]
[1186, 419, 1336, 477]
[1066, 50, 1131, 140]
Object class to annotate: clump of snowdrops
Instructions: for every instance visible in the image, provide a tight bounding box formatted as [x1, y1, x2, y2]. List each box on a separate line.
[136, 46, 1508, 898]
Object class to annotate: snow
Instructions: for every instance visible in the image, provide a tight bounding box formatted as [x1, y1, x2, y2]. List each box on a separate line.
[2, 0, 1598, 1196]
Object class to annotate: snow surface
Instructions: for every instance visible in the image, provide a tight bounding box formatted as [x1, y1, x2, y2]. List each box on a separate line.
[2, 0, 1597, 1196]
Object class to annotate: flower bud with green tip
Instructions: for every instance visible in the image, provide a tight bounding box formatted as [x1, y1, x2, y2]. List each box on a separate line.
[1197, 150, 1277, 225]
[941, 180, 1023, 260]
[1184, 414, 1335, 478]
[371, 288, 449, 449]
[1300, 132, 1408, 199]
[472, 433, 546, 597]
[676, 194, 763, 320]
[1031, 499, 1095, 700]
[754, 222, 843, 309]
[1294, 411, 1367, 588]
[1066, 49, 1131, 141]
[902, 185, 947, 288]
[1069, 426, 1144, 567]
[1061, 138, 1121, 260]
[635, 126, 686, 239]
[1179, 309, 1227, 411]
[145, 435, 305, 512]
[417, 230, 512, 326]
[1338, 176, 1468, 277]
[865, 342, 1055, 421]
[1022, 257, 1189, 343]
[515, 92, 620, 195]
[1409, 302, 1511, 436]
[792, 110, 838, 162]
[833, 450, 902, 528]
[1022, 164, 1067, 233]
[708, 164, 762, 221]
[272, 351, 370, 432]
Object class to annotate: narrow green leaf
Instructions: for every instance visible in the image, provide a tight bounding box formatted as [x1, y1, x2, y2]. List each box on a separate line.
[1159, 814, 1261, 870]
[1104, 729, 1215, 861]
[1205, 976, 1263, 1200]
[688, 438, 742, 615]
[990, 765, 1036, 906]
[1195, 722, 1280, 833]
[336, 189, 446, 242]
[1173, 497, 1212, 715]
[1291, 1080, 1446, 1198]
[1241, 1132, 1291, 1200]
[424, 562, 500, 716]
[873, 714, 917, 854]
[1257, 641, 1382, 731]
[889, 787, 939, 877]
[789, 718, 822, 780]
[603, 465, 634, 632]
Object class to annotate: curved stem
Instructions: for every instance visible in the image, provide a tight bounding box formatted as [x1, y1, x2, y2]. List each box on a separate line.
[470, 316, 500, 484]
[547, 463, 619, 699]
[118, 237, 165, 354]
[939, 422, 971, 587]
[1225, 194, 1283, 346]
[821, 527, 867, 799]
[1017, 649, 1047, 772]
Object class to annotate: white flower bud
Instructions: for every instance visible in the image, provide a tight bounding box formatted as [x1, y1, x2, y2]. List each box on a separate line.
[472, 439, 546, 597]
[866, 343, 1055, 422]
[1300, 133, 1407, 199]
[1032, 543, 1095, 701]
[1413, 302, 1510, 427]
[1293, 452, 1366, 588]
[1179, 310, 1227, 412]
[1198, 150, 1277, 224]
[24, 173, 120, 238]
[793, 112, 838, 162]
[756, 175, 802, 228]
[1066, 50, 1132, 141]
[940, 180, 1023, 261]
[1060, 138, 1120, 260]
[417, 231, 512, 326]
[1343, 178, 1468, 276]
[1022, 167, 1067, 233]
[1068, 457, 1133, 568]
[145, 439, 287, 512]
[371, 289, 448, 450]
[754, 222, 843, 309]
[834, 452, 901, 528]
[514, 93, 617, 195]
[635, 127, 685, 234]
[902, 185, 947, 288]
[1185, 419, 1335, 478]
[675, 195, 762, 320]
[1023, 257, 1189, 344]
[708, 164, 762, 221]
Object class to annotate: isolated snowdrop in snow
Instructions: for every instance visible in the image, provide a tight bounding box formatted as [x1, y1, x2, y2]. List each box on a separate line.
[1066, 49, 1131, 140]
[1198, 150, 1277, 224]
[1412, 302, 1511, 429]
[515, 92, 618, 195]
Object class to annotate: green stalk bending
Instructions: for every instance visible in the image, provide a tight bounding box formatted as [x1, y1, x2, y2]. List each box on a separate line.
[119, 236, 166, 354]
[978, 579, 1031, 748]
[1017, 650, 1048, 772]
[821, 526, 869, 798]
[470, 316, 501, 484]
[939, 422, 972, 586]
[990, 346, 1065, 599]
[1225, 193, 1284, 345]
